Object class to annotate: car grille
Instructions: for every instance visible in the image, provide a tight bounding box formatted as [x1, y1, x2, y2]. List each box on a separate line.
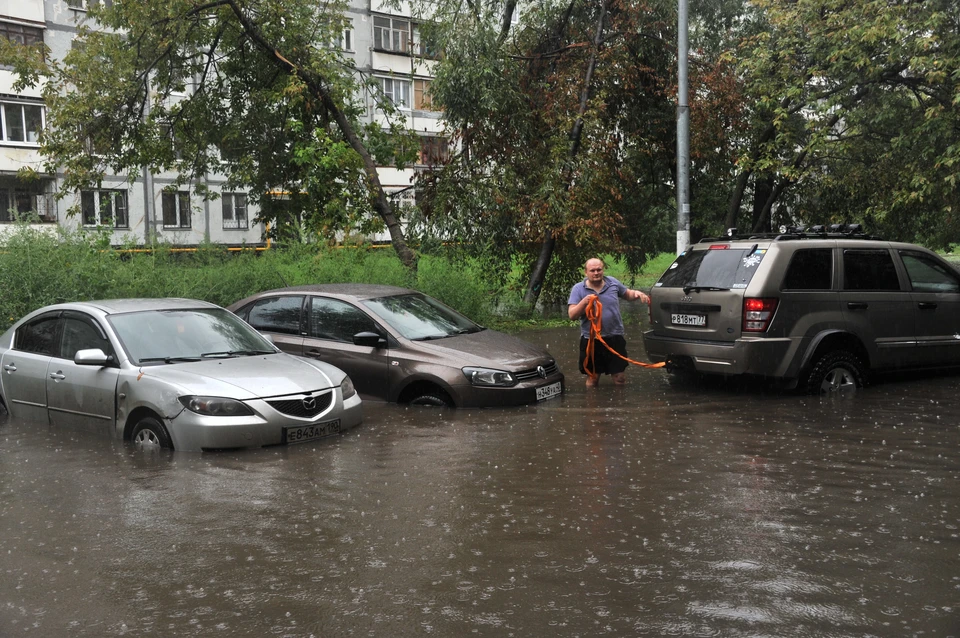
[266, 391, 333, 418]
[515, 361, 559, 381]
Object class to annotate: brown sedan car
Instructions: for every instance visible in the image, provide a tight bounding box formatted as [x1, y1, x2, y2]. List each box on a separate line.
[228, 285, 564, 407]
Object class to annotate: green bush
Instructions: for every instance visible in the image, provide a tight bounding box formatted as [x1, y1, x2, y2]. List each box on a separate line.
[0, 223, 677, 333]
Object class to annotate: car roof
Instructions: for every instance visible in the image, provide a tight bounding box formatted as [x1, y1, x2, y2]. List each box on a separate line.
[258, 284, 416, 300]
[42, 298, 221, 315]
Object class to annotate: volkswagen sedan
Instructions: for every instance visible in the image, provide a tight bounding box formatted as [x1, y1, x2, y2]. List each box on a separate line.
[228, 284, 564, 407]
[0, 299, 362, 451]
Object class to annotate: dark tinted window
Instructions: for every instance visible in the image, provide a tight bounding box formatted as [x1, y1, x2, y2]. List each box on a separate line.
[656, 246, 766, 290]
[246, 296, 303, 335]
[900, 251, 960, 293]
[14, 314, 60, 355]
[309, 298, 378, 343]
[60, 315, 112, 360]
[843, 249, 901, 291]
[782, 249, 833, 290]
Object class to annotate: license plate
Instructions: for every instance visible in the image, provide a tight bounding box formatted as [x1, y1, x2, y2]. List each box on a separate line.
[536, 381, 562, 401]
[283, 419, 341, 444]
[671, 313, 706, 326]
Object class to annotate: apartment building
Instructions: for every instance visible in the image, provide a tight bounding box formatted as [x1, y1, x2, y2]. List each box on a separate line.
[0, 0, 444, 246]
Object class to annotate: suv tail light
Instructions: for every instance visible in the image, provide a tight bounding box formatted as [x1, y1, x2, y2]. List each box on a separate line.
[743, 298, 778, 332]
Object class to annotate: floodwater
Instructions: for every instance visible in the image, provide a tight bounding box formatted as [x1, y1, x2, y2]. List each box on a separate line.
[1, 322, 959, 638]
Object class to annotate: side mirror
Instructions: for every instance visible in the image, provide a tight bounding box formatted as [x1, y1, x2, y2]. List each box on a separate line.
[74, 348, 114, 366]
[353, 331, 384, 348]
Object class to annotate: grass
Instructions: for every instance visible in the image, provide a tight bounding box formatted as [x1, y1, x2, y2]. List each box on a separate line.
[0, 224, 676, 333]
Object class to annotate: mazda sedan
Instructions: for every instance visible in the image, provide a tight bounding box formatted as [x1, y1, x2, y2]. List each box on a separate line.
[228, 285, 564, 407]
[0, 299, 362, 451]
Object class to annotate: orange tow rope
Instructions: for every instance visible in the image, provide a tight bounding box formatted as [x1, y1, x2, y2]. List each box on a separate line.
[583, 295, 665, 382]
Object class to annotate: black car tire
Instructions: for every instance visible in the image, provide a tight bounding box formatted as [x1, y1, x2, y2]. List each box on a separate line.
[804, 350, 865, 395]
[131, 416, 174, 450]
[408, 392, 452, 407]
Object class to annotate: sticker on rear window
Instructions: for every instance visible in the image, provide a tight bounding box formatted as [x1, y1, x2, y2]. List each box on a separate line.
[743, 254, 763, 268]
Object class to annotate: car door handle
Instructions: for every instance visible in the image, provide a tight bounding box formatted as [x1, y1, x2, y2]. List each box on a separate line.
[846, 302, 868, 310]
[3, 363, 16, 372]
[918, 302, 938, 310]
[49, 371, 66, 381]
[304, 349, 323, 357]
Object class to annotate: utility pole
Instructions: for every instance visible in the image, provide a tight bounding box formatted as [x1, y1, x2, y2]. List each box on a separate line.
[676, 0, 690, 254]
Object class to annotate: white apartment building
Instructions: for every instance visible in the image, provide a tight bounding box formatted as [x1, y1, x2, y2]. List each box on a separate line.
[0, 0, 444, 246]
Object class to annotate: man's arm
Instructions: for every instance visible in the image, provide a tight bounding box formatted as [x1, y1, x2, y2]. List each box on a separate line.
[625, 289, 650, 304]
[568, 295, 593, 320]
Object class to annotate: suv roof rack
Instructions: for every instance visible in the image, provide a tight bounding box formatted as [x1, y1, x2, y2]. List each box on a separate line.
[700, 224, 883, 242]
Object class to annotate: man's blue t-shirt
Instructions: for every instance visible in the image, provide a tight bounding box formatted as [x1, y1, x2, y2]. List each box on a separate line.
[568, 276, 628, 338]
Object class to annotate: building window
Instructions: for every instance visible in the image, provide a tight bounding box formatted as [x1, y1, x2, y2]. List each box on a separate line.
[341, 23, 353, 51]
[67, 0, 113, 9]
[378, 77, 411, 109]
[0, 189, 36, 222]
[420, 136, 450, 166]
[162, 191, 191, 229]
[222, 193, 248, 230]
[412, 27, 437, 59]
[0, 21, 44, 47]
[373, 16, 409, 53]
[81, 190, 128, 228]
[1, 102, 43, 145]
[414, 79, 434, 111]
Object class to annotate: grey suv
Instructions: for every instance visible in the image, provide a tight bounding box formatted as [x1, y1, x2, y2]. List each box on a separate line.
[643, 225, 960, 393]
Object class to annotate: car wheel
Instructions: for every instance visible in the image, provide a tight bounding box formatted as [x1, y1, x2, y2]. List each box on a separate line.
[408, 392, 452, 407]
[131, 416, 174, 450]
[804, 351, 864, 395]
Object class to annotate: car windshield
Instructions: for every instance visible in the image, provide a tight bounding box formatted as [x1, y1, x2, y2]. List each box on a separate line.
[362, 293, 482, 340]
[109, 308, 276, 365]
[656, 246, 766, 290]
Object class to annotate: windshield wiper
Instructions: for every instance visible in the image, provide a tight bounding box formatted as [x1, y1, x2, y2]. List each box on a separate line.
[201, 349, 275, 358]
[138, 356, 202, 364]
[411, 334, 450, 341]
[682, 283, 730, 294]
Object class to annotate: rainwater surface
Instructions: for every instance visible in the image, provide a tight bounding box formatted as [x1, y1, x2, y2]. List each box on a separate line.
[1, 322, 959, 637]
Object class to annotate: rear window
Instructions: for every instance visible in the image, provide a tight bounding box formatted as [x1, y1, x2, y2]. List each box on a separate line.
[655, 246, 766, 289]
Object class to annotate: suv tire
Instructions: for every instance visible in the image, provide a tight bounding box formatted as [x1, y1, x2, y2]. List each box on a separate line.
[804, 351, 865, 395]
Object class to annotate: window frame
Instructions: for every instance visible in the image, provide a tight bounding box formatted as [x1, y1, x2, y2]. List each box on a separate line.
[80, 189, 129, 229]
[161, 191, 192, 229]
[373, 16, 410, 53]
[378, 77, 412, 109]
[221, 192, 248, 230]
[0, 101, 44, 146]
[0, 21, 44, 47]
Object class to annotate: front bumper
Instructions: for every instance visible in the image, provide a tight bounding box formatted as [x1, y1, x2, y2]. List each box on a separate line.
[165, 390, 363, 452]
[452, 373, 565, 408]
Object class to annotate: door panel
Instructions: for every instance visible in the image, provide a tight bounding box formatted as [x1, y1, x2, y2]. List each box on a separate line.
[1, 350, 52, 423]
[46, 314, 120, 432]
[304, 297, 387, 398]
[900, 251, 960, 367]
[840, 248, 919, 369]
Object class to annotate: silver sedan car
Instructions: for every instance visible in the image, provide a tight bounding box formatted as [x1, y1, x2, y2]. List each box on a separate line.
[0, 299, 362, 452]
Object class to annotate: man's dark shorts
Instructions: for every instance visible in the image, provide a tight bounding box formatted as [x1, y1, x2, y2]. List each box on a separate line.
[579, 335, 628, 375]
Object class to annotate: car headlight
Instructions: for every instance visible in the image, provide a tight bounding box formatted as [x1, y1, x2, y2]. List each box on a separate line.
[463, 367, 516, 387]
[341, 375, 357, 400]
[178, 396, 254, 416]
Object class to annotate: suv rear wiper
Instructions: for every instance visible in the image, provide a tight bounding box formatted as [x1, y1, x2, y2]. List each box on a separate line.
[682, 284, 730, 294]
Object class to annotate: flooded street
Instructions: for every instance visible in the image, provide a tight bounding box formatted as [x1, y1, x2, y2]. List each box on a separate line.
[1, 322, 959, 637]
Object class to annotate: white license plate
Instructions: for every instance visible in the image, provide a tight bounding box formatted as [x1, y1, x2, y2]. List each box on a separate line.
[536, 381, 562, 401]
[671, 313, 706, 326]
[284, 419, 341, 444]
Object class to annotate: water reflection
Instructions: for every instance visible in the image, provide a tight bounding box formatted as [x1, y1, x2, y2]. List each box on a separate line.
[0, 323, 958, 636]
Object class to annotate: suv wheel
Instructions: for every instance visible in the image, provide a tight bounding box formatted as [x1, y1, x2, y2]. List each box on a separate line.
[804, 351, 865, 395]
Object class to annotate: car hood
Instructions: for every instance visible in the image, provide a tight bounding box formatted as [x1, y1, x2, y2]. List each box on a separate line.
[136, 353, 341, 399]
[410, 329, 554, 369]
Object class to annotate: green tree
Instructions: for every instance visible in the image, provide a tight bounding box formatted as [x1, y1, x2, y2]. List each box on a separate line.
[728, 0, 960, 244]
[0, 0, 420, 268]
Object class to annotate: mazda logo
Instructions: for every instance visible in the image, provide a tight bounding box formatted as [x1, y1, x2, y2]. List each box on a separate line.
[302, 397, 317, 411]
[537, 365, 547, 379]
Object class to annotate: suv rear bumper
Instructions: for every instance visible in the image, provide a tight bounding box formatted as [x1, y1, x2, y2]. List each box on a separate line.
[643, 331, 797, 378]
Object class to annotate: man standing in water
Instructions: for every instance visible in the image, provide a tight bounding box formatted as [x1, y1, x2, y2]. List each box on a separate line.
[568, 257, 649, 386]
